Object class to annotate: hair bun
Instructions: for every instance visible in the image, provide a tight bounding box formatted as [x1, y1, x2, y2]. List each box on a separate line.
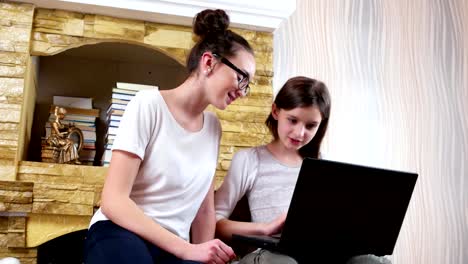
[193, 9, 230, 39]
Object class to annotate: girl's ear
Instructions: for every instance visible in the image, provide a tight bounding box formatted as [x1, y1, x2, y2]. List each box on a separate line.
[271, 103, 279, 120]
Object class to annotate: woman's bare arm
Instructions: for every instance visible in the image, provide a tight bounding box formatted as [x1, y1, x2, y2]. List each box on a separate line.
[101, 150, 234, 263]
[191, 181, 216, 243]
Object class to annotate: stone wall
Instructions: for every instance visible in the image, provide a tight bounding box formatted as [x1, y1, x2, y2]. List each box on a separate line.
[0, 180, 34, 263]
[0, 3, 36, 260]
[0, 1, 274, 261]
[0, 2, 275, 182]
[0, 2, 34, 181]
[28, 8, 274, 185]
[17, 160, 106, 247]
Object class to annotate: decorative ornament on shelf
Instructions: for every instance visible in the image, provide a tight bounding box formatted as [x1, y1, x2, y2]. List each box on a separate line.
[42, 106, 83, 164]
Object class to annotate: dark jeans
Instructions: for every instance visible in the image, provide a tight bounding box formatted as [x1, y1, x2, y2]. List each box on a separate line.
[84, 220, 202, 264]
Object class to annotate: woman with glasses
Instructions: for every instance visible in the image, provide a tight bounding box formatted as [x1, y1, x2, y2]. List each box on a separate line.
[84, 8, 255, 264]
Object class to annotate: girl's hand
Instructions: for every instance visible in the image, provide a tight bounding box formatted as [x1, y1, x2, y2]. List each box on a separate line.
[182, 239, 235, 264]
[262, 212, 287, 236]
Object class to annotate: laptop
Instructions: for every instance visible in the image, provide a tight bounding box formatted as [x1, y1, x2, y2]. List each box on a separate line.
[232, 158, 418, 263]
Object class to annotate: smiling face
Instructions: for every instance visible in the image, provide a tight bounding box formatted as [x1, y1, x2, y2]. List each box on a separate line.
[272, 104, 323, 151]
[207, 49, 256, 110]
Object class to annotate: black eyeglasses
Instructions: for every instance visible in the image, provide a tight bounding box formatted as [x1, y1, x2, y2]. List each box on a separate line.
[212, 53, 250, 96]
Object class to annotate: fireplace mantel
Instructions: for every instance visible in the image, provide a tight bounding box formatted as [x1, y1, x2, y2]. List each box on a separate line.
[14, 0, 296, 32]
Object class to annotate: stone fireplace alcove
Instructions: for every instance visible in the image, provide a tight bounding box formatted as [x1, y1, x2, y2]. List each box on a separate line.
[28, 41, 188, 165]
[0, 2, 274, 263]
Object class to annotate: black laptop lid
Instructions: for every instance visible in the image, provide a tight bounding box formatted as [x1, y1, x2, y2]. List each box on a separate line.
[279, 158, 418, 262]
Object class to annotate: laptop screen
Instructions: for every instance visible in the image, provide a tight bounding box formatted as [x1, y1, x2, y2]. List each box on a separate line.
[279, 158, 418, 262]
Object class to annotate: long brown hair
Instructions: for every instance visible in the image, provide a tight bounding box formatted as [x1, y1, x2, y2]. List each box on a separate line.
[265, 76, 331, 158]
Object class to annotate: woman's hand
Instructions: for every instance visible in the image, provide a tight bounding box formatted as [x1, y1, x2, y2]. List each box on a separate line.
[262, 212, 287, 236]
[181, 239, 235, 264]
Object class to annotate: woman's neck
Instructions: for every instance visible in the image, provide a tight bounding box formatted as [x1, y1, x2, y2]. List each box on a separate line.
[160, 76, 208, 132]
[266, 140, 303, 167]
[162, 76, 208, 117]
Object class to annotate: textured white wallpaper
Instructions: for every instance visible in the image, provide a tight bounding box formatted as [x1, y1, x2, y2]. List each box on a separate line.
[273, 0, 467, 263]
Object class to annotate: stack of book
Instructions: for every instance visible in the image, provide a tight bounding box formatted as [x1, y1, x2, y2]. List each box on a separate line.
[44, 96, 100, 165]
[102, 82, 158, 166]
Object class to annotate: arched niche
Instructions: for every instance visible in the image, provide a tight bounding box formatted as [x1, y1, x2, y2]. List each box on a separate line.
[27, 42, 188, 164]
[30, 39, 187, 67]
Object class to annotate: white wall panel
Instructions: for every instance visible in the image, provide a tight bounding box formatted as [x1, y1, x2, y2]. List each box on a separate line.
[274, 1, 467, 263]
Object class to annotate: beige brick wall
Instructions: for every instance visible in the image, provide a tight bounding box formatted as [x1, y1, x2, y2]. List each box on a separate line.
[0, 1, 274, 256]
[0, 2, 34, 180]
[0, 180, 32, 254]
[27, 7, 274, 187]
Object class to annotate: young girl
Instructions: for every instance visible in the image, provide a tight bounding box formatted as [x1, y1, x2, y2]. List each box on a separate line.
[215, 76, 391, 264]
[84, 9, 255, 264]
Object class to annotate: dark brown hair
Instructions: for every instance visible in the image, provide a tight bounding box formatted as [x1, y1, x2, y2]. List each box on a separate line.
[265, 76, 331, 158]
[187, 9, 253, 74]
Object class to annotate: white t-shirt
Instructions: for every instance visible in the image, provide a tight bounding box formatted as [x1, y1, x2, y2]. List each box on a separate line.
[215, 145, 301, 223]
[90, 90, 221, 241]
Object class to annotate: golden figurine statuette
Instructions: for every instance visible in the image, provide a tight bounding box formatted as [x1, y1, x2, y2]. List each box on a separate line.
[42, 106, 84, 164]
